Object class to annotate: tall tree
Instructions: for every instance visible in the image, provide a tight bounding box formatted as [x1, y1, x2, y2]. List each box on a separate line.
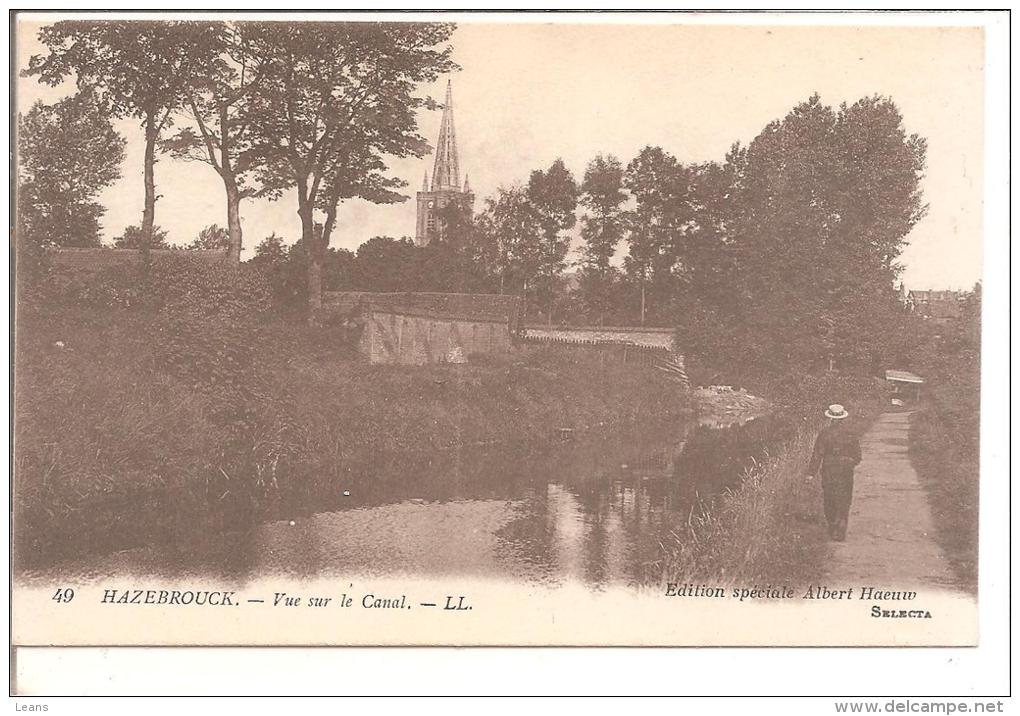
[316, 145, 407, 268]
[527, 158, 578, 322]
[822, 97, 927, 369]
[427, 201, 492, 293]
[724, 93, 926, 371]
[623, 146, 707, 325]
[683, 150, 743, 307]
[17, 91, 125, 250]
[476, 186, 545, 299]
[240, 22, 455, 314]
[350, 236, 421, 292]
[831, 96, 928, 274]
[578, 154, 627, 324]
[161, 22, 271, 263]
[25, 21, 223, 258]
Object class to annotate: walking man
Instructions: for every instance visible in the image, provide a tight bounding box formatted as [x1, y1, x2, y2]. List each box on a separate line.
[806, 404, 862, 541]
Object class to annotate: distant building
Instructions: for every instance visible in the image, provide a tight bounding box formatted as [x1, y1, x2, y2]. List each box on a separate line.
[415, 81, 474, 246]
[898, 284, 966, 323]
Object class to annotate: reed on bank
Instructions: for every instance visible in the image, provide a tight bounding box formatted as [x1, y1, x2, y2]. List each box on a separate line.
[660, 375, 890, 588]
[660, 429, 827, 587]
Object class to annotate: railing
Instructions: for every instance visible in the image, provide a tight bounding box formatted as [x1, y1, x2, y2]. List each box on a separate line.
[518, 334, 673, 366]
[519, 324, 675, 350]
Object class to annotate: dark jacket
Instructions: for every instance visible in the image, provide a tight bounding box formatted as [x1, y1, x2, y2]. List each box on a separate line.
[808, 422, 862, 476]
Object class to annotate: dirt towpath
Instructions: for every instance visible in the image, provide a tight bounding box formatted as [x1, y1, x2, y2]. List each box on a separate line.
[823, 411, 960, 591]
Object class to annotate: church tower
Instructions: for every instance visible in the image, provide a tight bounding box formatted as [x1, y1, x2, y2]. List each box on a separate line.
[415, 81, 475, 246]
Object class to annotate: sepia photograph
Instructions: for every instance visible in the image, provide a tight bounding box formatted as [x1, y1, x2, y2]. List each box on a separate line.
[10, 9, 1000, 667]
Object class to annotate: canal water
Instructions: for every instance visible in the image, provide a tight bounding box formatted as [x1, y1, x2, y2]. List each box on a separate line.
[17, 414, 797, 588]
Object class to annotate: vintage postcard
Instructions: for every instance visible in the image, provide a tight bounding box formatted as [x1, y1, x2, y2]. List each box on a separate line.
[11, 10, 994, 654]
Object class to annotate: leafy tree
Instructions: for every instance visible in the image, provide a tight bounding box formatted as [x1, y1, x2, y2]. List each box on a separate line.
[250, 231, 360, 311]
[433, 201, 474, 252]
[324, 247, 357, 293]
[281, 235, 357, 306]
[17, 91, 125, 250]
[251, 232, 288, 264]
[25, 21, 223, 257]
[161, 22, 273, 263]
[426, 202, 494, 293]
[623, 146, 710, 325]
[350, 236, 420, 292]
[682, 153, 742, 307]
[114, 225, 171, 250]
[249, 232, 298, 308]
[239, 22, 456, 314]
[476, 186, 545, 299]
[578, 154, 627, 323]
[317, 147, 407, 256]
[682, 94, 928, 376]
[526, 158, 578, 322]
[189, 224, 230, 251]
[833, 96, 928, 273]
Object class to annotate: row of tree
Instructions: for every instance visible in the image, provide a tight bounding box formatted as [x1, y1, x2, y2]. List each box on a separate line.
[19, 21, 929, 374]
[21, 20, 456, 310]
[417, 93, 928, 374]
[246, 232, 493, 311]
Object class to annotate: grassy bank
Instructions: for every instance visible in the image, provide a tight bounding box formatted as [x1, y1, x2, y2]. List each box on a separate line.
[661, 375, 890, 587]
[661, 429, 826, 586]
[908, 374, 979, 593]
[14, 306, 688, 567]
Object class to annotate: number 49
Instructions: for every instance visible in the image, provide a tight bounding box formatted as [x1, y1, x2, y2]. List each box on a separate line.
[51, 587, 75, 603]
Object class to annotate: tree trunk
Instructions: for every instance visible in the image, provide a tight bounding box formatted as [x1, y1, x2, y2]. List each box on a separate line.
[547, 285, 554, 327]
[307, 250, 323, 314]
[640, 282, 647, 327]
[224, 178, 242, 264]
[141, 111, 158, 265]
[321, 199, 339, 250]
[299, 198, 321, 316]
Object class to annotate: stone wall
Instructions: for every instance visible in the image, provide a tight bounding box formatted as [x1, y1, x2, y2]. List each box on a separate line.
[45, 247, 227, 273]
[520, 324, 675, 350]
[360, 307, 512, 365]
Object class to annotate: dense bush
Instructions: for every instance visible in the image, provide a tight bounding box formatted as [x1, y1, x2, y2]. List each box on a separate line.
[904, 288, 980, 591]
[21, 261, 147, 312]
[22, 252, 273, 394]
[248, 233, 500, 316]
[148, 256, 271, 392]
[147, 253, 271, 315]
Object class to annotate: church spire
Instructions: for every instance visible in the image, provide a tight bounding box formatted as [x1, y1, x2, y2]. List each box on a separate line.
[431, 80, 460, 191]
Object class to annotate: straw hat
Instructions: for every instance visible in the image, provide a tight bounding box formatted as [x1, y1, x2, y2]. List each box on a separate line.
[824, 404, 849, 420]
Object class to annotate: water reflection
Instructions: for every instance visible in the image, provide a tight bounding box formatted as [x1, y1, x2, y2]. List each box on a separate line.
[18, 415, 796, 587]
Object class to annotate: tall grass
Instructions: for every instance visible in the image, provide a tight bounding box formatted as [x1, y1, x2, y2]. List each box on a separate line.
[660, 375, 890, 587]
[908, 369, 979, 593]
[661, 429, 827, 587]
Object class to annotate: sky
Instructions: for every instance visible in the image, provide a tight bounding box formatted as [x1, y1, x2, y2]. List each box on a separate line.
[15, 17, 985, 290]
